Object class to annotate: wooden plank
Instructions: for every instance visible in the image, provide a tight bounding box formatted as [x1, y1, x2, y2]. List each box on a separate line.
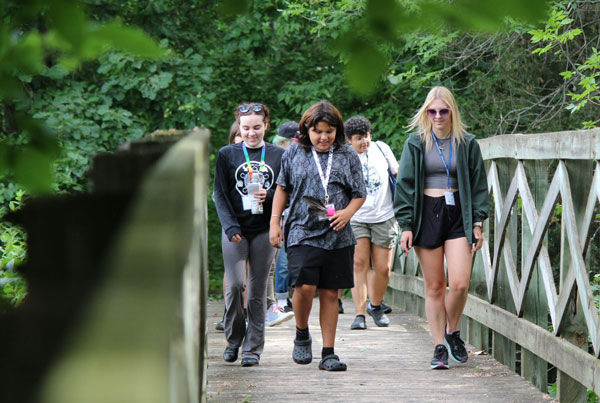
[560, 161, 600, 354]
[523, 170, 561, 328]
[478, 129, 600, 160]
[520, 160, 550, 393]
[206, 298, 556, 402]
[494, 160, 518, 371]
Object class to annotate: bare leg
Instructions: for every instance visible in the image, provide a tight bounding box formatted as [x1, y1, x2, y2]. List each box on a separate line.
[444, 237, 473, 332]
[369, 243, 394, 306]
[293, 284, 317, 329]
[351, 238, 371, 315]
[415, 246, 446, 345]
[319, 288, 339, 347]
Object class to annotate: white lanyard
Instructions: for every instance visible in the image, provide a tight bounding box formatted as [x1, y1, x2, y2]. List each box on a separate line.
[311, 145, 334, 204]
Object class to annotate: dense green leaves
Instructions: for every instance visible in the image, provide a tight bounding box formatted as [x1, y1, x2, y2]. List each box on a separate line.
[1, 0, 598, 302]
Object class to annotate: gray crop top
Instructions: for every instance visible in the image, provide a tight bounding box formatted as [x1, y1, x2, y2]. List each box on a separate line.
[424, 137, 458, 188]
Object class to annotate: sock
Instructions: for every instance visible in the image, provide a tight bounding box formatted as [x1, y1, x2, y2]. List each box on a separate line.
[446, 328, 459, 335]
[355, 314, 365, 319]
[369, 302, 381, 310]
[277, 298, 287, 307]
[296, 326, 309, 341]
[322, 347, 334, 358]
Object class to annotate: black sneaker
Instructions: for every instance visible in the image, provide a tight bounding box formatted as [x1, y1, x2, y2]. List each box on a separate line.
[338, 299, 344, 314]
[431, 344, 449, 369]
[381, 301, 392, 314]
[367, 303, 390, 327]
[350, 315, 367, 330]
[283, 298, 293, 313]
[215, 310, 225, 331]
[445, 330, 468, 363]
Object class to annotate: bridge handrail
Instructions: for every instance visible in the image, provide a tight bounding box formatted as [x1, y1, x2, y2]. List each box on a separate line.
[38, 129, 210, 402]
[389, 129, 600, 399]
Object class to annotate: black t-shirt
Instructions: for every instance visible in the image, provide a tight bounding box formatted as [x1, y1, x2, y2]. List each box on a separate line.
[213, 142, 284, 239]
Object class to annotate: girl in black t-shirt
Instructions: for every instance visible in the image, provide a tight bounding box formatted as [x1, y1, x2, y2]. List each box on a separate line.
[213, 103, 284, 367]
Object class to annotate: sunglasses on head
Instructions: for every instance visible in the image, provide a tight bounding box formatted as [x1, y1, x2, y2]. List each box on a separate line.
[426, 108, 450, 118]
[238, 104, 263, 113]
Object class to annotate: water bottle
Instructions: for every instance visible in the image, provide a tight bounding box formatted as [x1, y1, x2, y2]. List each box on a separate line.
[247, 175, 263, 214]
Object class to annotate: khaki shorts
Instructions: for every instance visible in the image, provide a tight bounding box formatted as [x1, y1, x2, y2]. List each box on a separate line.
[350, 217, 398, 249]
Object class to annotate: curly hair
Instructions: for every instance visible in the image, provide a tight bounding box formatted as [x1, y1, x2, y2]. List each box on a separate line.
[344, 116, 371, 139]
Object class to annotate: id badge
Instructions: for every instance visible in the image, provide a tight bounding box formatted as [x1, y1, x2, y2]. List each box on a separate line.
[363, 195, 375, 208]
[326, 204, 336, 217]
[242, 195, 253, 211]
[444, 191, 455, 206]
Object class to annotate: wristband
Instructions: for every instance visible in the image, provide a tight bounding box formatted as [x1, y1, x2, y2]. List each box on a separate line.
[271, 214, 281, 218]
[473, 221, 482, 227]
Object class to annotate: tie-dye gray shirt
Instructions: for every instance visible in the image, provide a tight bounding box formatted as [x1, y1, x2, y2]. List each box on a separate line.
[276, 142, 366, 250]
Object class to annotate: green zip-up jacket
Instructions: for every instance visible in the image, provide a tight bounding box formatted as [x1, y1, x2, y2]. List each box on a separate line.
[393, 132, 489, 244]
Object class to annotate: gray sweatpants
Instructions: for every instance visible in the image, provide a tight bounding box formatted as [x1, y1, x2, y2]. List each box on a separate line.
[222, 231, 276, 360]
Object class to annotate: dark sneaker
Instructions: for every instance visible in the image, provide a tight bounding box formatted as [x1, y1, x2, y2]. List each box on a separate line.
[367, 303, 390, 327]
[338, 299, 344, 314]
[431, 344, 449, 369]
[223, 347, 239, 363]
[381, 301, 392, 314]
[241, 357, 259, 367]
[445, 330, 468, 363]
[283, 298, 293, 313]
[350, 315, 367, 330]
[216, 309, 225, 331]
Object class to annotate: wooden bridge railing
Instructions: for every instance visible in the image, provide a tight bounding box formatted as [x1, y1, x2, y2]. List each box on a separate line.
[388, 129, 600, 401]
[35, 129, 210, 402]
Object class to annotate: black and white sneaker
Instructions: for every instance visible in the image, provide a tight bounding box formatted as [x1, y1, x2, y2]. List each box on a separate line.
[445, 330, 468, 363]
[431, 344, 449, 369]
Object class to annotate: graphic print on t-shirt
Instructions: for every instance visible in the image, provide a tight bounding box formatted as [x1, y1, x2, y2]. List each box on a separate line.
[234, 161, 275, 196]
[362, 158, 382, 196]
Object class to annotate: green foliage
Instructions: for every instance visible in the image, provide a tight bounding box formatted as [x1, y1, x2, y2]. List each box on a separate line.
[529, 1, 600, 125]
[2, 0, 598, 300]
[0, 190, 27, 307]
[0, 0, 163, 194]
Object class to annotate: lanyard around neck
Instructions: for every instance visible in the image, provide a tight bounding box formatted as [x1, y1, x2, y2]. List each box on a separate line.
[311, 145, 334, 204]
[242, 142, 265, 181]
[431, 130, 452, 189]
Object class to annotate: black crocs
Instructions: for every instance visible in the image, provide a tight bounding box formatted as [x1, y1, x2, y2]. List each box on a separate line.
[293, 335, 312, 364]
[319, 354, 347, 371]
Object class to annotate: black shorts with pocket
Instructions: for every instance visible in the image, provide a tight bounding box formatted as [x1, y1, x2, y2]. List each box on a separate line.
[287, 245, 354, 289]
[414, 192, 466, 249]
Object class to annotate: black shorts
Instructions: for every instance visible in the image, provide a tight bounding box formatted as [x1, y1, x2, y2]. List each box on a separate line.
[414, 192, 466, 249]
[287, 245, 354, 289]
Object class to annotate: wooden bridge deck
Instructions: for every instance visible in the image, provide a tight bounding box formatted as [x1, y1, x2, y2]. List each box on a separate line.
[206, 298, 555, 402]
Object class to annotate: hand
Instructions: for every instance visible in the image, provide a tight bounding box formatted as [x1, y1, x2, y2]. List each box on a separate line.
[230, 234, 242, 243]
[400, 230, 413, 255]
[472, 225, 483, 253]
[269, 223, 283, 248]
[253, 188, 267, 202]
[329, 208, 352, 231]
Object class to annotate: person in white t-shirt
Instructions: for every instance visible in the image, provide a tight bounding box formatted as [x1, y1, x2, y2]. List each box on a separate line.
[346, 116, 399, 330]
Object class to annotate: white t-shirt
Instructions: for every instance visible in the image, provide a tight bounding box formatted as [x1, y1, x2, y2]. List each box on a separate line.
[351, 141, 399, 224]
